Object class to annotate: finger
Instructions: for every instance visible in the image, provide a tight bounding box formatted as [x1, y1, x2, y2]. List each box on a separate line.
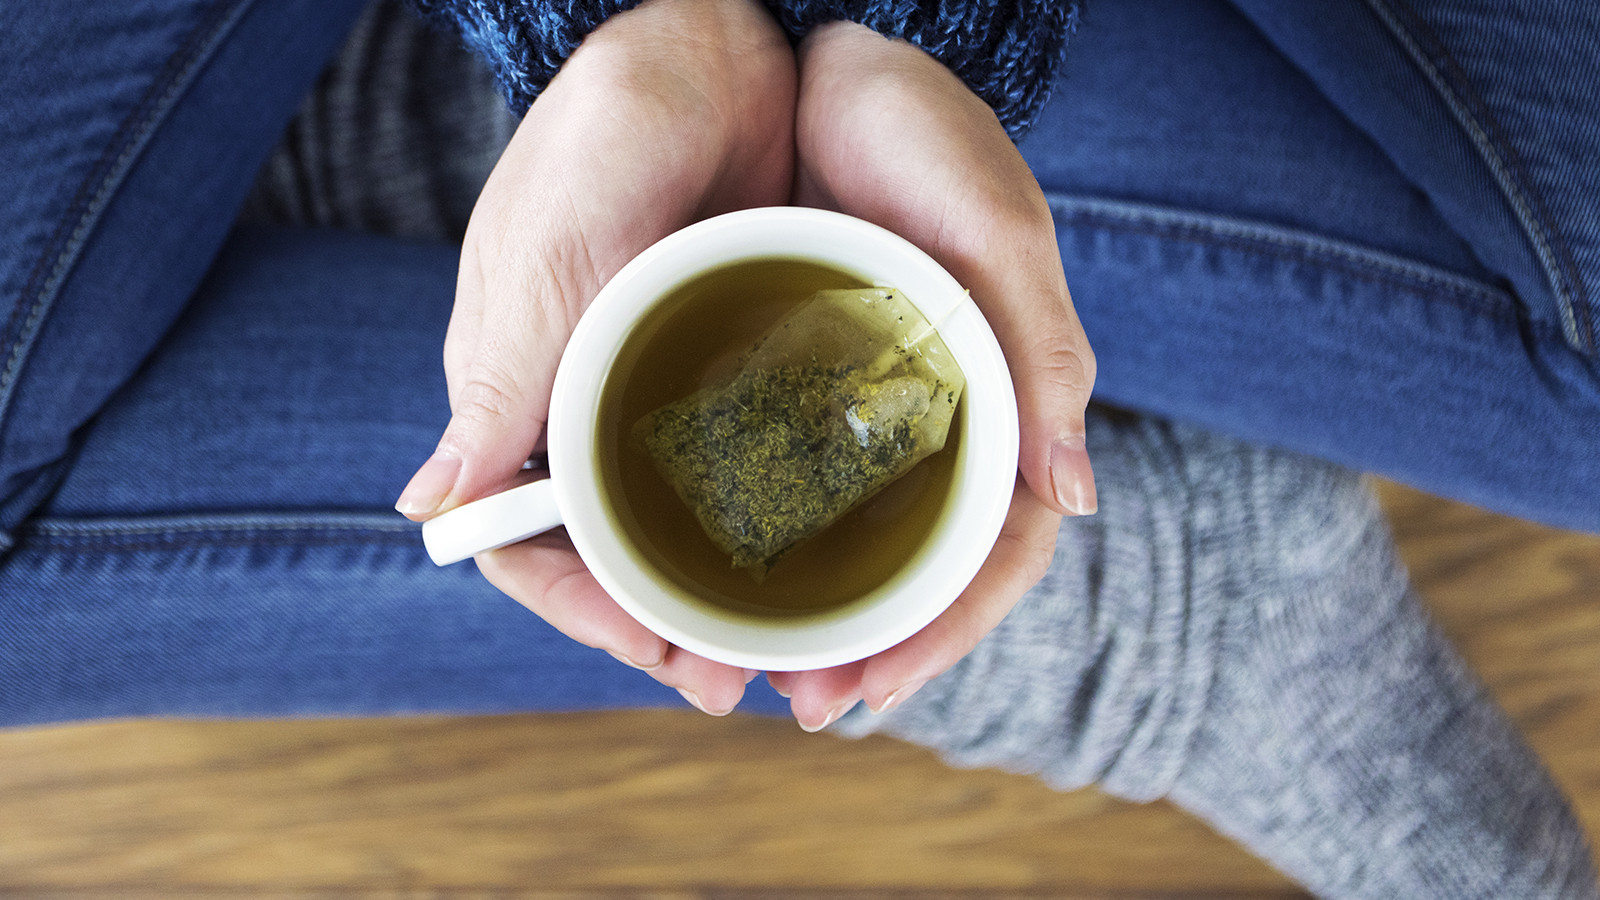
[794, 23, 1097, 518]
[440, 222, 489, 413]
[879, 123, 1097, 520]
[395, 294, 571, 518]
[474, 534, 670, 671]
[786, 660, 867, 732]
[395, 121, 586, 520]
[650, 646, 752, 716]
[766, 670, 797, 698]
[951, 214, 1098, 519]
[858, 480, 1060, 713]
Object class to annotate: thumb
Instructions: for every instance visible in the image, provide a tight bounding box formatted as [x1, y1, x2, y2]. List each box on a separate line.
[944, 226, 1098, 518]
[791, 23, 1096, 516]
[396, 239, 580, 518]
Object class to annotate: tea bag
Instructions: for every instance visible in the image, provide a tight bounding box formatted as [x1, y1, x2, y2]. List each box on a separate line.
[634, 287, 965, 575]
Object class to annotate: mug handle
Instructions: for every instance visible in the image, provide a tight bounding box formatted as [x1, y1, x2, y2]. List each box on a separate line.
[421, 480, 564, 566]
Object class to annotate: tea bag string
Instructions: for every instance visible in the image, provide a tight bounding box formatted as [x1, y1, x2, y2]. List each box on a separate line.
[860, 288, 965, 382]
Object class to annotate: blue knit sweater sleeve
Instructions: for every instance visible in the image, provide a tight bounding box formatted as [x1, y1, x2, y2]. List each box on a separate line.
[409, 0, 646, 116]
[771, 0, 1079, 138]
[412, 0, 1078, 140]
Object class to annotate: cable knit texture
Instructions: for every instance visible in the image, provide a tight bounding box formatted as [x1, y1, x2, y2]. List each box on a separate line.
[410, 0, 647, 115]
[412, 0, 1077, 138]
[832, 408, 1599, 899]
[770, 0, 1077, 138]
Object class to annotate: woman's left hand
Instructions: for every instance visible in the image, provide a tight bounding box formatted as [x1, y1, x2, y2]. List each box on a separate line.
[766, 22, 1097, 730]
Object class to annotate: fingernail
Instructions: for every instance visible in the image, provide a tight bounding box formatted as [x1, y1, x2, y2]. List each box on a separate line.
[1049, 437, 1098, 516]
[800, 700, 854, 733]
[678, 688, 732, 717]
[609, 650, 664, 672]
[768, 669, 793, 698]
[871, 678, 928, 714]
[396, 452, 462, 517]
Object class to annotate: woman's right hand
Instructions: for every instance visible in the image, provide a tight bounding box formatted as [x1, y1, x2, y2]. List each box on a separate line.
[395, 0, 797, 713]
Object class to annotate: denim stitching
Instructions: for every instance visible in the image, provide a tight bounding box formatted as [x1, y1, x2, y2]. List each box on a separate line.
[23, 535, 423, 554]
[25, 537, 426, 555]
[27, 513, 416, 536]
[0, 0, 255, 432]
[20, 511, 420, 553]
[1045, 193, 1545, 336]
[1364, 0, 1593, 355]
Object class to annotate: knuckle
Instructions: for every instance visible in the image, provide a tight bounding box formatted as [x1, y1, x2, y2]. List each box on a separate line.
[1023, 335, 1097, 399]
[994, 520, 1058, 590]
[1020, 531, 1059, 587]
[452, 369, 523, 429]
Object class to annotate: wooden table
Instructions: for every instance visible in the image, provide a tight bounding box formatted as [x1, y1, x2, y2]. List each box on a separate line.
[2, 483, 1596, 900]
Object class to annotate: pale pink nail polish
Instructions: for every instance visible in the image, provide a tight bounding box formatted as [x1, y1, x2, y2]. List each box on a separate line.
[679, 688, 733, 717]
[800, 701, 854, 733]
[872, 678, 928, 714]
[767, 674, 793, 699]
[1049, 437, 1098, 516]
[609, 650, 664, 672]
[395, 452, 462, 517]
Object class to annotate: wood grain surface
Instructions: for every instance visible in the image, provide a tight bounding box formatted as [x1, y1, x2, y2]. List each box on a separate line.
[2, 482, 1596, 900]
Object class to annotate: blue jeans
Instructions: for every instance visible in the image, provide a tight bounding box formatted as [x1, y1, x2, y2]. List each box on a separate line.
[2, 0, 1597, 725]
[1020, 0, 1600, 533]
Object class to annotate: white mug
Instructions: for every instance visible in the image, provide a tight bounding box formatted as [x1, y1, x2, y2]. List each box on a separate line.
[422, 207, 1018, 672]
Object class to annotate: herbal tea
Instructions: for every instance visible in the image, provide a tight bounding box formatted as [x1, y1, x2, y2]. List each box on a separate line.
[635, 285, 964, 575]
[597, 258, 963, 620]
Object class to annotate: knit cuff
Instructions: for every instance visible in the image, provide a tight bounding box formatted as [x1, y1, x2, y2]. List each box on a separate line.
[768, 0, 1079, 140]
[411, 0, 646, 115]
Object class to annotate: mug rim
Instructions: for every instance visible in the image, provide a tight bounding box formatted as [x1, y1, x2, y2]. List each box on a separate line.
[547, 207, 1019, 671]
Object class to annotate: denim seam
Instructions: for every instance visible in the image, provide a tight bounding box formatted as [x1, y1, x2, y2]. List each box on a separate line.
[1045, 194, 1544, 339]
[21, 511, 419, 553]
[1364, 0, 1594, 355]
[21, 536, 423, 554]
[0, 0, 256, 435]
